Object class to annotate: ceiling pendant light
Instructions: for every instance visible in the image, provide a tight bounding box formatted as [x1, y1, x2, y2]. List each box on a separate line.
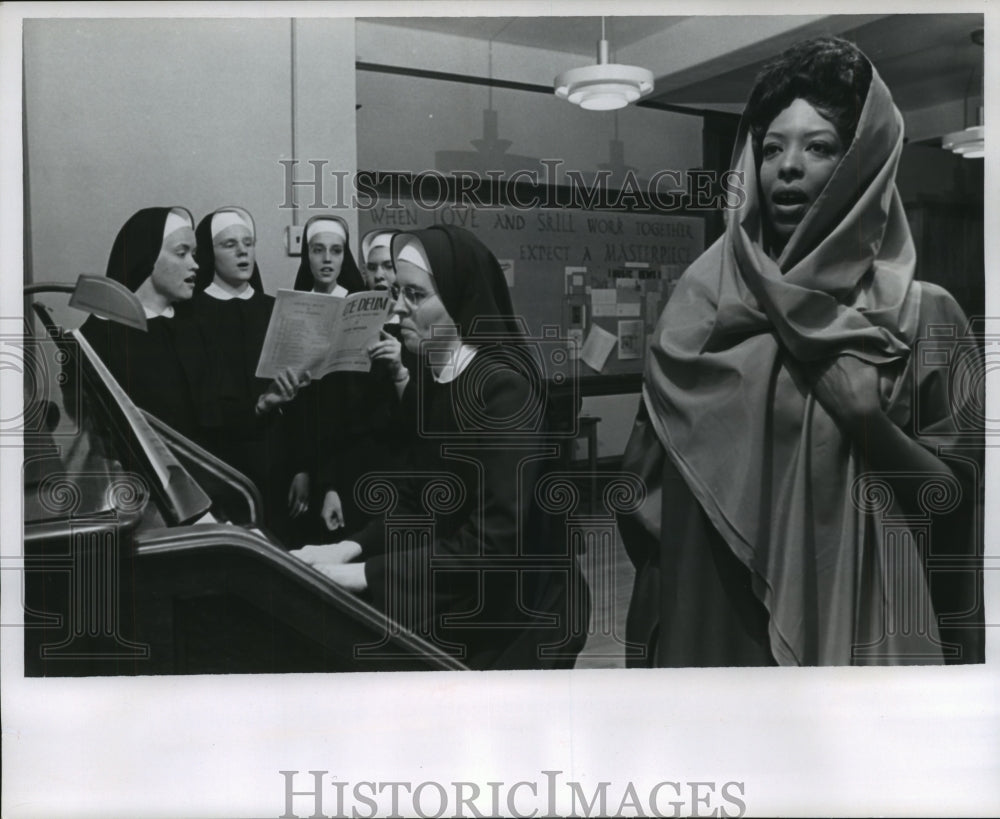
[942, 28, 985, 160]
[943, 124, 984, 159]
[554, 17, 654, 111]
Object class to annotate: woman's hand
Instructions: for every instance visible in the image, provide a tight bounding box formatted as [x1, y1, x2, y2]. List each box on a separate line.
[289, 541, 367, 592]
[810, 355, 882, 433]
[368, 330, 407, 382]
[287, 471, 310, 518]
[321, 489, 345, 531]
[257, 367, 311, 414]
[810, 354, 956, 513]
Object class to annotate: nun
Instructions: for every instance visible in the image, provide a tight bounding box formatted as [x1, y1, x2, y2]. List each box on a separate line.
[292, 226, 590, 670]
[286, 215, 398, 540]
[80, 207, 203, 437]
[312, 227, 410, 536]
[190, 206, 306, 540]
[360, 228, 399, 292]
[293, 214, 366, 295]
[360, 227, 407, 384]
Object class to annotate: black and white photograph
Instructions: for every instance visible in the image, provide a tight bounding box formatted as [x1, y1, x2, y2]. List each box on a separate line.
[2, 1, 997, 816]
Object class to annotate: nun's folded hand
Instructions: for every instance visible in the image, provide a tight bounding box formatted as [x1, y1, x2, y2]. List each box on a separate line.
[367, 330, 405, 379]
[257, 367, 311, 414]
[291, 540, 362, 563]
[287, 471, 310, 517]
[289, 541, 367, 592]
[811, 355, 882, 433]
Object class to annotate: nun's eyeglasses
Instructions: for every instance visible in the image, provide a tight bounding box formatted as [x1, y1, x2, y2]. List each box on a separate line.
[390, 284, 432, 306]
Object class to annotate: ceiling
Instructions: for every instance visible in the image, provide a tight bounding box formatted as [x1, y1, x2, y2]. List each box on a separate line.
[371, 14, 985, 125]
[375, 16, 687, 56]
[655, 14, 984, 113]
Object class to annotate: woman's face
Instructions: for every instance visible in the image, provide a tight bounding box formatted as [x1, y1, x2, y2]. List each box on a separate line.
[391, 261, 457, 354]
[308, 231, 345, 291]
[364, 246, 396, 291]
[759, 98, 845, 246]
[150, 227, 198, 303]
[213, 224, 256, 287]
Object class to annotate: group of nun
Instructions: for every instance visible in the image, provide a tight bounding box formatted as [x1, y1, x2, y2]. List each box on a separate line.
[81, 211, 383, 541]
[77, 34, 984, 669]
[79, 207, 589, 669]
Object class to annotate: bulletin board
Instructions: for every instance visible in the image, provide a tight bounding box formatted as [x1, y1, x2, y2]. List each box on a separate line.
[357, 197, 705, 388]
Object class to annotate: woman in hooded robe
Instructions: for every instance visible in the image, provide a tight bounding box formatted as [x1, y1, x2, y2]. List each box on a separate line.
[189, 206, 304, 540]
[286, 216, 401, 541]
[79, 206, 203, 437]
[291, 225, 591, 670]
[618, 37, 983, 667]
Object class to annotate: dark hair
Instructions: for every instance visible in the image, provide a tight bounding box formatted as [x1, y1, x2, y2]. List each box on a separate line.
[744, 37, 873, 158]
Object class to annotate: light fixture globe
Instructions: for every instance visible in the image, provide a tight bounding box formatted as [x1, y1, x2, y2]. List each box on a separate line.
[942, 29, 985, 159]
[556, 64, 654, 110]
[943, 125, 984, 159]
[555, 38, 654, 111]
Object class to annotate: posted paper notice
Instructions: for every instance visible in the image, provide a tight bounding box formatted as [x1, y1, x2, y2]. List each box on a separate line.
[580, 324, 617, 372]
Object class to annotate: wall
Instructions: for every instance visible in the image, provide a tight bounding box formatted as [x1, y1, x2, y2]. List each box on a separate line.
[897, 142, 983, 205]
[897, 143, 984, 320]
[291, 19, 359, 242]
[904, 96, 984, 144]
[356, 70, 703, 186]
[23, 17, 357, 328]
